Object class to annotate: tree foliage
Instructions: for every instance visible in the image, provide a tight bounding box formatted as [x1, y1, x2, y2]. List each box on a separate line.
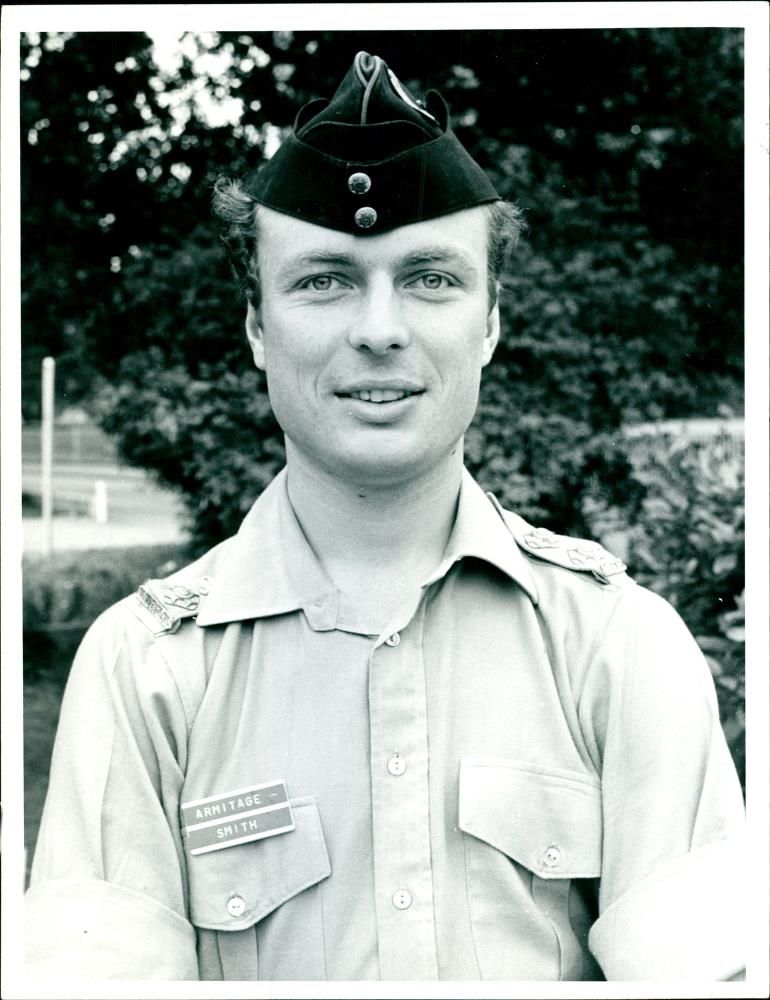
[21, 28, 743, 545]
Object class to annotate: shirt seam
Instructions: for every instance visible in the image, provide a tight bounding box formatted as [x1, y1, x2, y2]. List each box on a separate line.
[571, 584, 634, 776]
[154, 630, 206, 736]
[461, 832, 483, 977]
[100, 641, 124, 878]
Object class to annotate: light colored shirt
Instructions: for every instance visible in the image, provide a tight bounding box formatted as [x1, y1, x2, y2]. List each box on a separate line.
[26, 468, 745, 981]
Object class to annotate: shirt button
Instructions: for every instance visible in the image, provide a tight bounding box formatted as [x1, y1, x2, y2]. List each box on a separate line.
[347, 171, 372, 194]
[543, 846, 561, 868]
[227, 894, 246, 917]
[385, 632, 401, 647]
[392, 889, 412, 910]
[354, 206, 378, 229]
[387, 754, 407, 776]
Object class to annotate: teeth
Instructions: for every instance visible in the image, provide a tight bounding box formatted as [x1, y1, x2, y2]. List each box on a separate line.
[349, 389, 410, 403]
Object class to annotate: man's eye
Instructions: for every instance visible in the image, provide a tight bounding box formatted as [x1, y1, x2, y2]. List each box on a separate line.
[298, 275, 345, 292]
[407, 272, 454, 290]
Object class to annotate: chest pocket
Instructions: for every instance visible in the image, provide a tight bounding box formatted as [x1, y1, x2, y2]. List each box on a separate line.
[187, 797, 331, 980]
[459, 757, 604, 981]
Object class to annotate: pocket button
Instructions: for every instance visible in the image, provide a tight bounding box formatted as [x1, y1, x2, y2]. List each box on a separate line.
[227, 894, 246, 917]
[543, 845, 561, 868]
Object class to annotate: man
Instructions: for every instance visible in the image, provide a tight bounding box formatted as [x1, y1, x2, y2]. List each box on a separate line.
[27, 51, 745, 982]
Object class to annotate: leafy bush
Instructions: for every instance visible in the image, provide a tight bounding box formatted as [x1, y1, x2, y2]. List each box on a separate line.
[23, 543, 190, 682]
[93, 357, 285, 553]
[625, 431, 745, 789]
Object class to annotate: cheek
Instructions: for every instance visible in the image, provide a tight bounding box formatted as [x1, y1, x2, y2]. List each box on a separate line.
[427, 312, 491, 387]
[261, 321, 318, 386]
[260, 327, 339, 433]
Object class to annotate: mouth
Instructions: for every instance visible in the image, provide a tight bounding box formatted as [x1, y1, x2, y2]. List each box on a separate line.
[340, 388, 420, 404]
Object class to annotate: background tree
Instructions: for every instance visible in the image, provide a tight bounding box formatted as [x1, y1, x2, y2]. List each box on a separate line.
[21, 32, 171, 412]
[22, 28, 743, 545]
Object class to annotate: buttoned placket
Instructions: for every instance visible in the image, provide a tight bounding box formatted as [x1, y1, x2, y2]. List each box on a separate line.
[368, 599, 438, 979]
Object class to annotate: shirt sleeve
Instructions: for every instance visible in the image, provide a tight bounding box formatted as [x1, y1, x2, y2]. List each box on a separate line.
[579, 584, 746, 981]
[26, 604, 199, 981]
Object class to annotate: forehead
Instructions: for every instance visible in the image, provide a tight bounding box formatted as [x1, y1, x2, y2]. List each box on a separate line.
[257, 206, 489, 274]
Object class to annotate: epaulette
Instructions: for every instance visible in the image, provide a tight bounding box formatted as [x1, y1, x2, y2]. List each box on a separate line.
[132, 575, 214, 636]
[498, 505, 629, 586]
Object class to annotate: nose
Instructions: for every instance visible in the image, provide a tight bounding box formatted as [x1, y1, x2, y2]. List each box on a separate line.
[347, 280, 411, 355]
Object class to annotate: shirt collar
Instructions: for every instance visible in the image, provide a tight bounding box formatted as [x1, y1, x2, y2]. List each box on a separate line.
[421, 468, 538, 603]
[196, 468, 338, 629]
[196, 466, 537, 629]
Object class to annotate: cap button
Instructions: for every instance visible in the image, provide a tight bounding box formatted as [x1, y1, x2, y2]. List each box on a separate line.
[354, 206, 378, 230]
[347, 171, 372, 195]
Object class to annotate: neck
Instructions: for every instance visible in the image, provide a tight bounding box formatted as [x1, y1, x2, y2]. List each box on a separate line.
[284, 442, 464, 622]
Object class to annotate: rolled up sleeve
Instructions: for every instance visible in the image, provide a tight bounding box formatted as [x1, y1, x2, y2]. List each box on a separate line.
[588, 837, 746, 980]
[25, 879, 198, 980]
[26, 604, 198, 980]
[580, 586, 746, 980]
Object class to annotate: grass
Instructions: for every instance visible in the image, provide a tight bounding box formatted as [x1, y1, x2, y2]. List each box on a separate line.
[24, 674, 68, 885]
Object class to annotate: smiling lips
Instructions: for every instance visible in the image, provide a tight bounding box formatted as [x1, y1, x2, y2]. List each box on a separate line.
[338, 386, 423, 404]
[348, 388, 413, 403]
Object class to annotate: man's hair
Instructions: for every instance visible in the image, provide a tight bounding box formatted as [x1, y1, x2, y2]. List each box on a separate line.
[212, 175, 524, 308]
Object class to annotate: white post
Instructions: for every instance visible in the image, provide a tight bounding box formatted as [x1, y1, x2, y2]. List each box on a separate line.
[41, 357, 55, 555]
[92, 479, 109, 524]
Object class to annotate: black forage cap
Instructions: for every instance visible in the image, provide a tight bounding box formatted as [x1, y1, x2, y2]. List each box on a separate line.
[245, 51, 499, 234]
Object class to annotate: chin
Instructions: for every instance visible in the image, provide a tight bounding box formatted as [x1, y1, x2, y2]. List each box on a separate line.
[336, 453, 424, 485]
[326, 440, 460, 488]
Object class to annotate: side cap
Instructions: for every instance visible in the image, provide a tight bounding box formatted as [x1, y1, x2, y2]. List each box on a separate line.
[244, 50, 499, 234]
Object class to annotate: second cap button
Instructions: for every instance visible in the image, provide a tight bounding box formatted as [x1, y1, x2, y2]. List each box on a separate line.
[354, 206, 377, 229]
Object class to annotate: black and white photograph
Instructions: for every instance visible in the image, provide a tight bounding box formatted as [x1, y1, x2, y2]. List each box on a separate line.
[2, 3, 768, 996]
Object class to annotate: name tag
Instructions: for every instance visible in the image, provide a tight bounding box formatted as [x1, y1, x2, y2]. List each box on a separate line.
[181, 779, 294, 855]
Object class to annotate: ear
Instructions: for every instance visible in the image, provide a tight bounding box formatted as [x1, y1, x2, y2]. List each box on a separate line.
[481, 300, 500, 367]
[245, 301, 266, 371]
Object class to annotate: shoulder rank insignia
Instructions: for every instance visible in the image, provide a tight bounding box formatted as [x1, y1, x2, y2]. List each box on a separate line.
[134, 575, 213, 636]
[496, 505, 628, 586]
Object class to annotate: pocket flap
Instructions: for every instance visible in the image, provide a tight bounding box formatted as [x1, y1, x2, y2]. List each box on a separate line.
[459, 757, 602, 879]
[187, 797, 331, 930]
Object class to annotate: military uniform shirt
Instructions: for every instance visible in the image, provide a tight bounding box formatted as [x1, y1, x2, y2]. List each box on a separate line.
[26, 468, 746, 981]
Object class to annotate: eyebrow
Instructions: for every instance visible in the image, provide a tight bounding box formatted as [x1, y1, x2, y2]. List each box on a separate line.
[287, 251, 357, 269]
[280, 244, 479, 275]
[397, 246, 478, 270]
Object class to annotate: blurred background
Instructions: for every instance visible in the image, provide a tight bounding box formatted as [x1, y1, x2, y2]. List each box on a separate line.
[21, 28, 745, 874]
